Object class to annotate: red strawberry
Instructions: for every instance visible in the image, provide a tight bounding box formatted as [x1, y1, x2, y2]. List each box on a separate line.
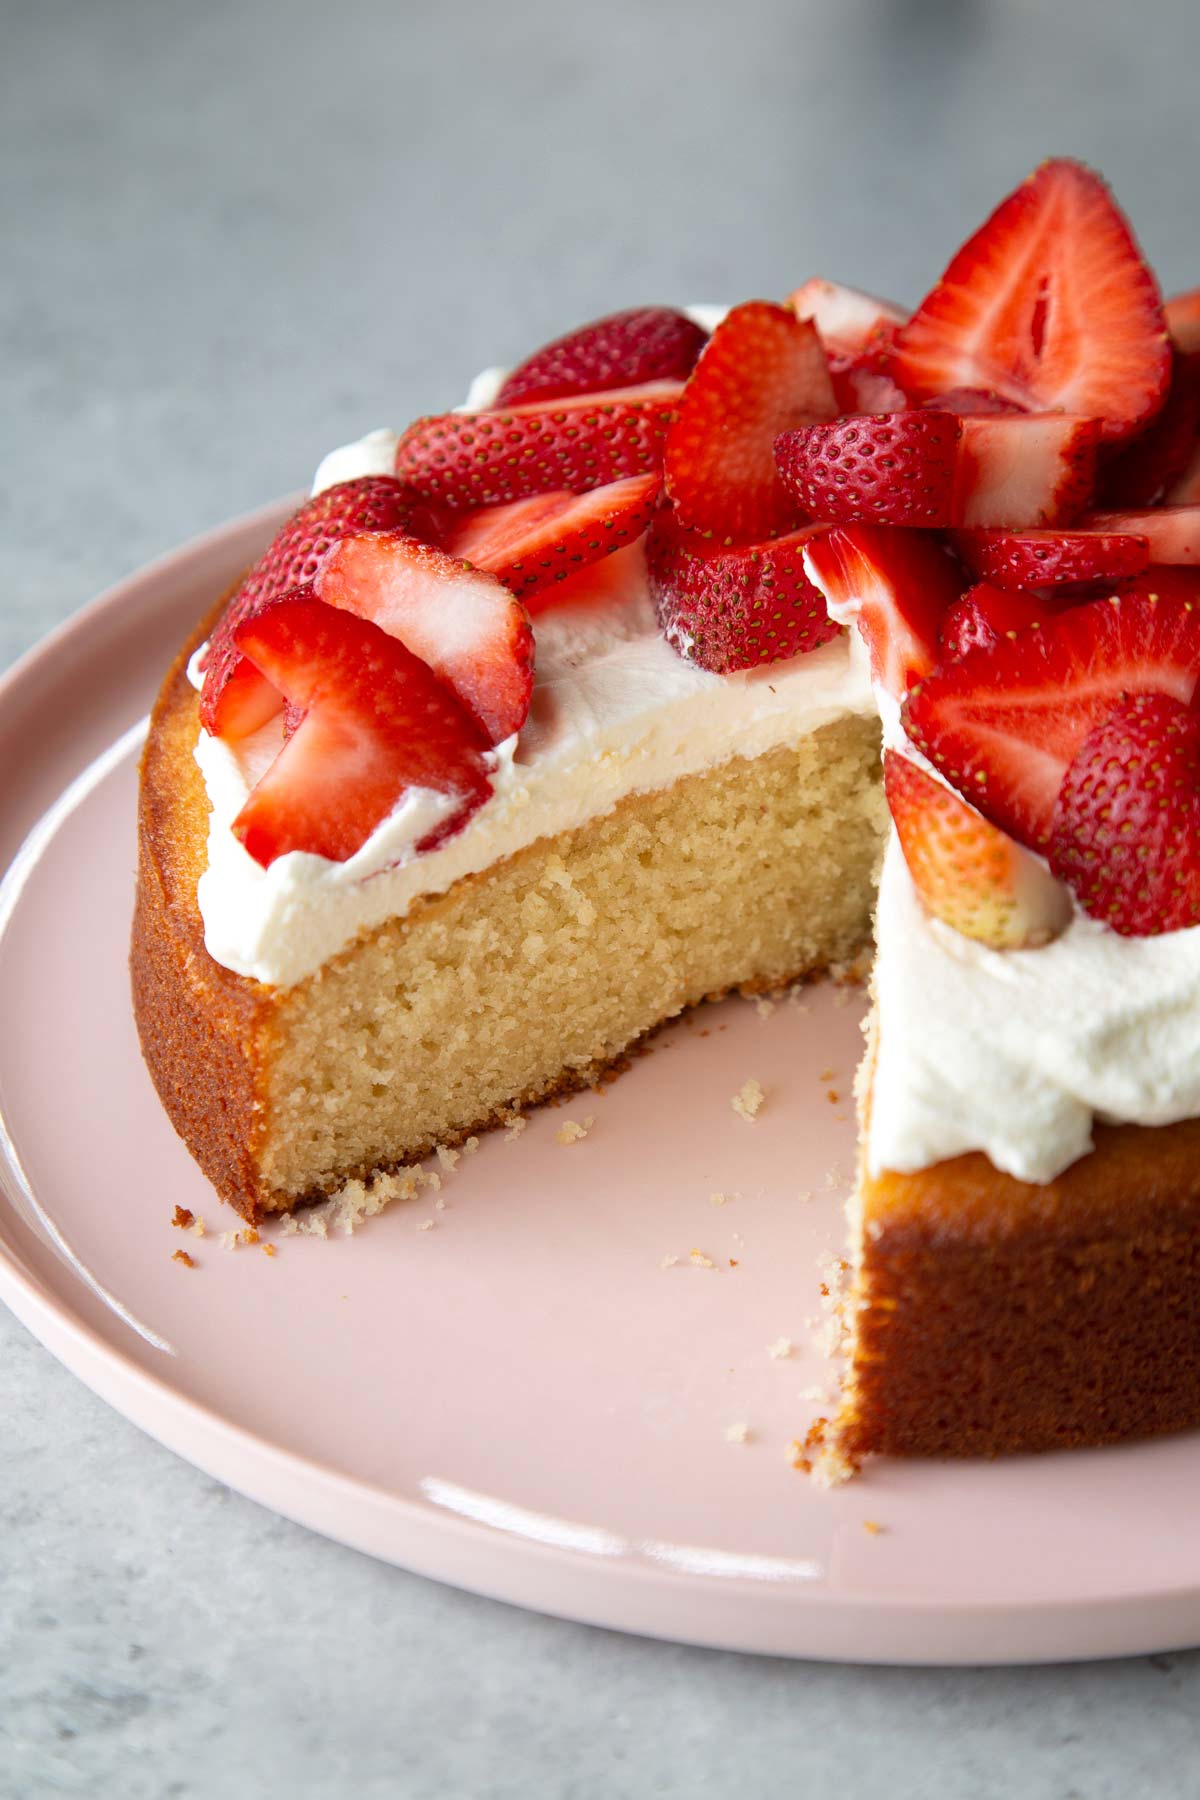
[1083, 504, 1200, 565]
[890, 159, 1169, 441]
[314, 532, 534, 745]
[939, 582, 1069, 659]
[832, 361, 909, 415]
[646, 512, 838, 673]
[884, 751, 1071, 948]
[494, 308, 707, 409]
[801, 524, 962, 697]
[952, 413, 1100, 528]
[441, 475, 660, 608]
[1168, 440, 1200, 505]
[902, 579, 1200, 850]
[231, 594, 492, 869]
[920, 389, 1026, 416]
[663, 302, 837, 539]
[952, 526, 1150, 590]
[393, 387, 681, 511]
[787, 278, 905, 358]
[775, 412, 959, 528]
[200, 477, 434, 740]
[1098, 350, 1200, 507]
[1165, 289, 1200, 355]
[1049, 693, 1200, 935]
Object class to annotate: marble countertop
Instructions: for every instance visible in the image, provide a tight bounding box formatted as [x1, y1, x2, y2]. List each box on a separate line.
[4, 0, 1200, 1792]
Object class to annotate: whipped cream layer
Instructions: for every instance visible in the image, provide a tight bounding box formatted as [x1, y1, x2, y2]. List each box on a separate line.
[192, 530, 873, 988]
[869, 838, 1200, 1183]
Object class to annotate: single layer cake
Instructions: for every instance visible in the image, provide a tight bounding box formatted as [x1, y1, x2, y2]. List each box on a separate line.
[133, 158, 1200, 1470]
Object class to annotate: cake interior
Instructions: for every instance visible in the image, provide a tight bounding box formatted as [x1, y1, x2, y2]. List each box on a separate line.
[260, 712, 887, 1203]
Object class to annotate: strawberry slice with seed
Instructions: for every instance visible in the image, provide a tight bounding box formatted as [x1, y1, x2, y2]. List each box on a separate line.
[952, 413, 1100, 528]
[231, 594, 492, 868]
[951, 526, 1150, 590]
[1048, 693, 1200, 935]
[787, 278, 906, 358]
[663, 302, 837, 539]
[441, 474, 660, 608]
[200, 477, 436, 740]
[775, 412, 958, 528]
[495, 308, 707, 408]
[802, 524, 963, 697]
[902, 578, 1200, 850]
[394, 386, 681, 511]
[646, 512, 838, 673]
[890, 159, 1169, 441]
[1083, 504, 1200, 565]
[1098, 349, 1200, 507]
[939, 582, 1071, 660]
[884, 751, 1071, 948]
[315, 532, 534, 745]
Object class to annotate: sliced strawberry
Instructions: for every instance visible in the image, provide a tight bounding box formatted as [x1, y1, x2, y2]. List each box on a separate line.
[801, 524, 962, 697]
[939, 582, 1070, 660]
[952, 526, 1150, 590]
[1167, 440, 1200, 505]
[663, 303, 837, 539]
[646, 512, 838, 674]
[920, 389, 1026, 416]
[231, 594, 492, 868]
[394, 387, 681, 511]
[775, 412, 958, 528]
[832, 361, 909, 416]
[1049, 693, 1200, 935]
[952, 413, 1100, 528]
[890, 159, 1169, 441]
[1098, 349, 1200, 507]
[902, 580, 1200, 850]
[441, 475, 660, 608]
[494, 308, 707, 408]
[1084, 504, 1200, 565]
[1165, 289, 1200, 355]
[200, 477, 434, 740]
[314, 532, 534, 745]
[884, 751, 1071, 948]
[787, 278, 905, 355]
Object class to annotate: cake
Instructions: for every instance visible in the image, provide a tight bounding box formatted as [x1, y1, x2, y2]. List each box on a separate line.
[133, 158, 1200, 1471]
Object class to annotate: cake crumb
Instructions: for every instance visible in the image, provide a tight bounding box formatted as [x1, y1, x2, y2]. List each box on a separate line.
[863, 1519, 885, 1537]
[819, 1069, 835, 1084]
[556, 1116, 594, 1145]
[434, 1195, 448, 1211]
[660, 1253, 679, 1269]
[708, 1190, 731, 1207]
[217, 1231, 240, 1251]
[689, 1248, 716, 1269]
[731, 1078, 764, 1122]
[171, 1206, 194, 1230]
[503, 1113, 528, 1141]
[797, 1190, 812, 1204]
[768, 1336, 793, 1360]
[241, 1227, 260, 1246]
[799, 1384, 828, 1402]
[725, 1422, 751, 1445]
[728, 1257, 739, 1268]
[435, 1144, 460, 1173]
[261, 1243, 277, 1258]
[463, 1136, 480, 1156]
[417, 1218, 435, 1232]
[754, 995, 776, 1020]
[826, 1090, 841, 1106]
[171, 1249, 195, 1268]
[190, 1216, 207, 1238]
[416, 1167, 442, 1192]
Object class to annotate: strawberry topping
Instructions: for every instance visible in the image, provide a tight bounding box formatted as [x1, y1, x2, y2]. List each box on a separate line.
[802, 524, 963, 697]
[775, 412, 958, 528]
[890, 159, 1169, 441]
[314, 532, 534, 745]
[393, 388, 681, 511]
[1082, 504, 1200, 566]
[231, 594, 492, 869]
[645, 512, 838, 674]
[902, 580, 1200, 850]
[495, 308, 707, 409]
[200, 477, 434, 740]
[441, 475, 661, 607]
[663, 303, 837, 539]
[884, 751, 1071, 948]
[1098, 350, 1200, 508]
[951, 526, 1150, 591]
[1048, 692, 1200, 935]
[939, 582, 1070, 659]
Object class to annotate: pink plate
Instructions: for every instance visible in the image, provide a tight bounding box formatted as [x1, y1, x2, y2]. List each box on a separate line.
[2, 500, 1200, 1666]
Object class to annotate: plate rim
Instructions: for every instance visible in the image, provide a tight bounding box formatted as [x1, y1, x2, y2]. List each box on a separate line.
[2, 504, 1200, 1666]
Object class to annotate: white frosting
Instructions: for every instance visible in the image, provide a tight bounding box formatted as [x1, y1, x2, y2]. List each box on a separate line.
[190, 537, 872, 988]
[310, 428, 399, 495]
[869, 837, 1200, 1183]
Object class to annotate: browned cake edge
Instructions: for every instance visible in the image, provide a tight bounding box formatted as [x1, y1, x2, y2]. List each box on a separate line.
[825, 1103, 1200, 1465]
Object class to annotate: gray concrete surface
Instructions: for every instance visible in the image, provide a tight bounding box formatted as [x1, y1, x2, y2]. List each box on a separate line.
[4, 0, 1200, 1793]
